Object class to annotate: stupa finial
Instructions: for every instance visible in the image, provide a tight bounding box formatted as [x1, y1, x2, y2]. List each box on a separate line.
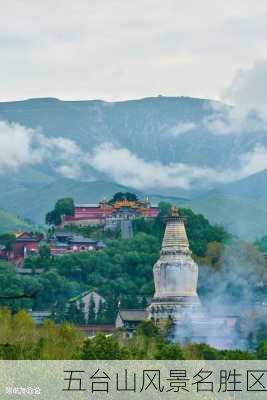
[170, 205, 180, 217]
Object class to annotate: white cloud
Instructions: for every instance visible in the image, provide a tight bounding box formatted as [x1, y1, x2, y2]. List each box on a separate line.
[0, 120, 83, 179]
[203, 109, 265, 135]
[205, 61, 267, 135]
[87, 143, 232, 189]
[2, 120, 267, 190]
[39, 136, 81, 157]
[239, 145, 267, 177]
[224, 60, 267, 121]
[86, 142, 267, 190]
[43, 137, 83, 179]
[170, 121, 196, 136]
[0, 121, 41, 169]
[56, 164, 81, 179]
[88, 143, 202, 189]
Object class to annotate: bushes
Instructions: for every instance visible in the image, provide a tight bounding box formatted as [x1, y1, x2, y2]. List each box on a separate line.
[81, 333, 127, 360]
[257, 340, 267, 360]
[0, 308, 264, 360]
[0, 308, 83, 360]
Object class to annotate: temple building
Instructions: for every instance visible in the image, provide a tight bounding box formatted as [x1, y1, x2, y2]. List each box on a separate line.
[116, 310, 149, 333]
[68, 290, 106, 323]
[13, 232, 44, 261]
[50, 232, 106, 255]
[62, 197, 159, 228]
[149, 206, 202, 322]
[1, 231, 106, 270]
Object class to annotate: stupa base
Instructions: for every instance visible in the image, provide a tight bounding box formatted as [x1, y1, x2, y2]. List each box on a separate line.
[148, 295, 203, 322]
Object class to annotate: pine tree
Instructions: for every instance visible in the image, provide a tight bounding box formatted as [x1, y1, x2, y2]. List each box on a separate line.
[141, 296, 147, 309]
[65, 301, 85, 325]
[96, 299, 105, 324]
[65, 302, 77, 323]
[76, 300, 86, 325]
[102, 296, 118, 324]
[87, 296, 96, 324]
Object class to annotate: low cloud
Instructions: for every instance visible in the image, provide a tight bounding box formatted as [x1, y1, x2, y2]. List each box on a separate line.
[88, 143, 216, 189]
[1, 120, 267, 191]
[239, 145, 267, 178]
[204, 61, 267, 135]
[38, 135, 83, 179]
[170, 121, 196, 136]
[0, 121, 41, 169]
[0, 120, 83, 179]
[86, 142, 267, 190]
[224, 60, 267, 122]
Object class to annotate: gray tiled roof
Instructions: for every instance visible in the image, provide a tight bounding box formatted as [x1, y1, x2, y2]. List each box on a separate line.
[55, 242, 69, 247]
[69, 235, 97, 244]
[119, 310, 148, 321]
[55, 232, 72, 237]
[76, 204, 99, 207]
[97, 241, 106, 248]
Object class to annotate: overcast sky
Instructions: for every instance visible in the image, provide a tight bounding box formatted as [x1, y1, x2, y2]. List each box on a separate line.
[1, 0, 267, 101]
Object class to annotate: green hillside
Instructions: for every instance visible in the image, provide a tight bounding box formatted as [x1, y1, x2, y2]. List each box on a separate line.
[1, 96, 267, 173]
[0, 178, 188, 225]
[1, 96, 267, 239]
[209, 169, 267, 201]
[0, 179, 142, 225]
[185, 195, 267, 241]
[0, 209, 32, 233]
[1, 176, 267, 239]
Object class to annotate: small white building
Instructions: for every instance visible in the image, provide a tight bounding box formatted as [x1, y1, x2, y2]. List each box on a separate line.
[69, 290, 105, 322]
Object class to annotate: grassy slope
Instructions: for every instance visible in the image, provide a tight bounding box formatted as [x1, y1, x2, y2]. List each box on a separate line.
[0, 209, 32, 233]
[0, 178, 188, 226]
[185, 195, 267, 240]
[0, 179, 143, 224]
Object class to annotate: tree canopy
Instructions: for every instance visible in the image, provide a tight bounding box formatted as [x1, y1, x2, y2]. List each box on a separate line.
[255, 235, 267, 253]
[1, 200, 265, 353]
[133, 202, 231, 256]
[5, 202, 236, 325]
[109, 192, 138, 203]
[0, 308, 261, 360]
[0, 233, 16, 252]
[45, 197, 75, 226]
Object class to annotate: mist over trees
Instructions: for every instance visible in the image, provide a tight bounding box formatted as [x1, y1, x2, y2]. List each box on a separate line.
[0, 310, 266, 360]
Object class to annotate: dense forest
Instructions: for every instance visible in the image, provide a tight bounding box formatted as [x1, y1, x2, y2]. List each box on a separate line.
[0, 202, 232, 319]
[0, 200, 266, 353]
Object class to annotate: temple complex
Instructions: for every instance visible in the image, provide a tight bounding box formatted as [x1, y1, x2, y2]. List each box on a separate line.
[62, 197, 159, 227]
[149, 206, 202, 322]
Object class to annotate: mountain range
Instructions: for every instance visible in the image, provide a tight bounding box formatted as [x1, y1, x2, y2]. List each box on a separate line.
[1, 96, 267, 240]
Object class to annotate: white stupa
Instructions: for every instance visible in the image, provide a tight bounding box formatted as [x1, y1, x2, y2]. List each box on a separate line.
[149, 206, 202, 322]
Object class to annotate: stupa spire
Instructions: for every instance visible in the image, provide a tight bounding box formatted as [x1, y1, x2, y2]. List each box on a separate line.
[161, 206, 190, 255]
